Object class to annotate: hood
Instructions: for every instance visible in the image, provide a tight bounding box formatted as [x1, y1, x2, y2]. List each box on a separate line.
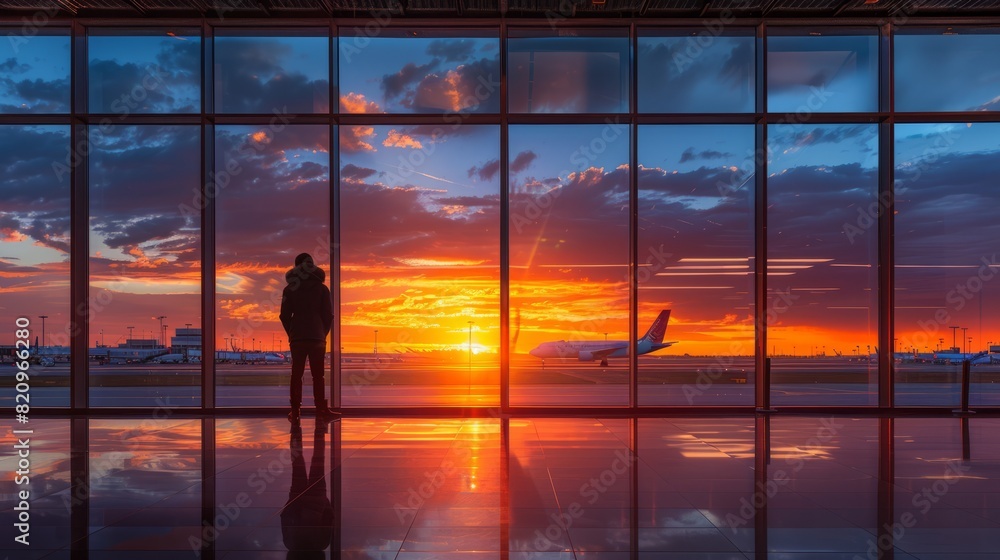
[286, 262, 326, 285]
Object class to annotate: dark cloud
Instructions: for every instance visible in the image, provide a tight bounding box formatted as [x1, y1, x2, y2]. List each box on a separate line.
[0, 126, 71, 253]
[426, 39, 476, 62]
[638, 38, 754, 112]
[97, 214, 188, 250]
[769, 125, 875, 151]
[88, 125, 203, 263]
[340, 181, 499, 265]
[0, 77, 70, 112]
[213, 125, 330, 265]
[679, 148, 731, 163]
[468, 159, 500, 182]
[88, 39, 201, 113]
[341, 163, 377, 182]
[434, 195, 500, 207]
[214, 38, 330, 113]
[510, 150, 537, 174]
[382, 60, 440, 100]
[0, 57, 28, 73]
[413, 57, 500, 113]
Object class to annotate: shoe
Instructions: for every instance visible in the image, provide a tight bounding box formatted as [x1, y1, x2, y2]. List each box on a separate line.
[288, 403, 301, 425]
[315, 399, 339, 422]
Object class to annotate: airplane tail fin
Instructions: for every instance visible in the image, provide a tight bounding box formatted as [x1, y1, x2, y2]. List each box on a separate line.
[639, 310, 671, 344]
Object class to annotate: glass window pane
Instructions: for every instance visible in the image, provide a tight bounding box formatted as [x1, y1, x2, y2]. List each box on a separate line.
[767, 124, 879, 406]
[767, 30, 878, 113]
[339, 30, 499, 114]
[509, 124, 630, 406]
[214, 31, 329, 114]
[0, 419, 71, 551]
[89, 419, 202, 552]
[511, 419, 632, 552]
[215, 124, 330, 407]
[339, 124, 500, 406]
[0, 125, 70, 407]
[894, 123, 1000, 407]
[768, 418, 878, 556]
[638, 30, 755, 113]
[89, 125, 201, 407]
[895, 29, 1000, 112]
[0, 32, 70, 113]
[508, 30, 629, 113]
[637, 125, 755, 406]
[638, 418, 755, 554]
[88, 29, 201, 114]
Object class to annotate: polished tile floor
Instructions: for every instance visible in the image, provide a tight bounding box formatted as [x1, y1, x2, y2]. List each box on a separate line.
[2, 415, 1000, 559]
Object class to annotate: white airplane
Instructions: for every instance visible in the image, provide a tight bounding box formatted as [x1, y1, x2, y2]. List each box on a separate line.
[528, 310, 675, 366]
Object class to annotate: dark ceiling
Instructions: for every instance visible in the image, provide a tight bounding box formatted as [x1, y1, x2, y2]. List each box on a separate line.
[0, 0, 999, 19]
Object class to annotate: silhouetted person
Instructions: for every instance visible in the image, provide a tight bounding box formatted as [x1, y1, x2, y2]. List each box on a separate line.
[280, 252, 336, 424]
[281, 425, 333, 559]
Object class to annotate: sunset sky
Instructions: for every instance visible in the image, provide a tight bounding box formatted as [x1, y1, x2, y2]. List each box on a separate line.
[2, 30, 1000, 361]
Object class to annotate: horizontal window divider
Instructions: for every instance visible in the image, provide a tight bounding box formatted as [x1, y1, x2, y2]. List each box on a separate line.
[0, 115, 75, 124]
[7, 16, 1000, 30]
[762, 112, 886, 123]
[336, 114, 501, 125]
[30, 406, 1000, 416]
[76, 115, 205, 124]
[891, 112, 1000, 122]
[209, 115, 335, 124]
[635, 114, 760, 124]
[506, 113, 632, 124]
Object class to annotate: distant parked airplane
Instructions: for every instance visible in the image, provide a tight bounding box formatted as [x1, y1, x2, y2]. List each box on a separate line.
[528, 310, 675, 367]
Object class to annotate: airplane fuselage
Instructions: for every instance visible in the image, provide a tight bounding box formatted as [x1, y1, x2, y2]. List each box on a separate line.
[528, 338, 671, 361]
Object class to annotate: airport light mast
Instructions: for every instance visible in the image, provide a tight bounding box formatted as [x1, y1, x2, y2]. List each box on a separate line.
[468, 321, 475, 368]
[156, 316, 166, 347]
[950, 326, 960, 352]
[38, 315, 47, 350]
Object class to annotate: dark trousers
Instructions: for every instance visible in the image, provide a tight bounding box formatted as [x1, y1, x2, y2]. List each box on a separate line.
[289, 339, 326, 407]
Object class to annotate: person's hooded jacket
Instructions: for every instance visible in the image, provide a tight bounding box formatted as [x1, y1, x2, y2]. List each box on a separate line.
[279, 261, 333, 344]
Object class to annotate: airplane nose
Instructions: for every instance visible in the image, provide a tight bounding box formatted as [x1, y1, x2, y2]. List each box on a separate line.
[528, 347, 539, 357]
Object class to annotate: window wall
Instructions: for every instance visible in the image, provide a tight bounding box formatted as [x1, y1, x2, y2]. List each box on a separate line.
[767, 124, 880, 406]
[3, 22, 999, 410]
[88, 124, 202, 407]
[637, 125, 756, 406]
[214, 124, 330, 407]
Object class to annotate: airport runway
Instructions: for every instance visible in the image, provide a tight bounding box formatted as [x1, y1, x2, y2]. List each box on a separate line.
[6, 358, 1000, 407]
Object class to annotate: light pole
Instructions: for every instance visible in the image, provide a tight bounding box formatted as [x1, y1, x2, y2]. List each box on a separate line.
[962, 327, 968, 354]
[127, 326, 135, 345]
[38, 315, 47, 350]
[156, 316, 166, 347]
[950, 326, 960, 351]
[101, 329, 105, 348]
[468, 321, 475, 368]
[163, 324, 168, 350]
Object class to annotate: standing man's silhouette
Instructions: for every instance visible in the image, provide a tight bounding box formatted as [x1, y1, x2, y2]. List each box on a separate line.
[280, 252, 336, 424]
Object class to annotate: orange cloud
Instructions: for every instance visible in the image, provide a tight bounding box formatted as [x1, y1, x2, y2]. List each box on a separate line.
[341, 126, 377, 153]
[383, 129, 423, 150]
[1, 228, 27, 242]
[340, 92, 382, 114]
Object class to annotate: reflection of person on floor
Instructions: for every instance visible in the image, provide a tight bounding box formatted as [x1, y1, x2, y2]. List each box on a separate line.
[281, 424, 333, 559]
